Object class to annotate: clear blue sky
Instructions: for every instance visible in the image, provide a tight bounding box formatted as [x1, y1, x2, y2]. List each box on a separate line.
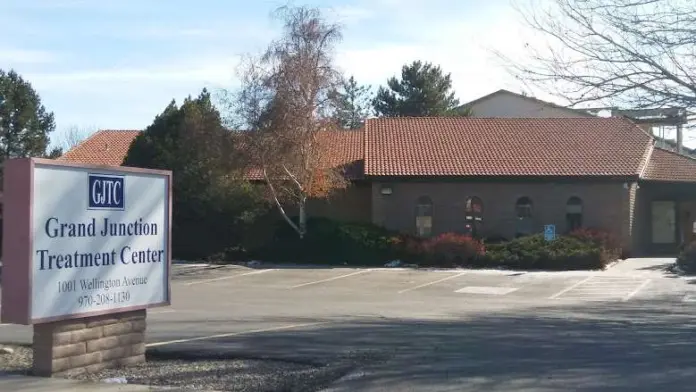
[2, 0, 547, 145]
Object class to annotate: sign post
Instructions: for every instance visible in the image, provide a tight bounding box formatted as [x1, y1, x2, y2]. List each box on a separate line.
[544, 224, 556, 241]
[1, 158, 172, 376]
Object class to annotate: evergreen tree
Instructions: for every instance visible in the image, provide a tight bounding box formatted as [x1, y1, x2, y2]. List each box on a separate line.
[332, 75, 372, 129]
[0, 69, 56, 161]
[372, 61, 466, 117]
[46, 147, 62, 158]
[124, 89, 265, 260]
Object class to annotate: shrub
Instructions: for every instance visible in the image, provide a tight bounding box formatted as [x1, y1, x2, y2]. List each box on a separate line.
[677, 241, 696, 274]
[251, 219, 619, 271]
[421, 233, 485, 267]
[478, 234, 612, 270]
[254, 217, 398, 266]
[568, 227, 622, 258]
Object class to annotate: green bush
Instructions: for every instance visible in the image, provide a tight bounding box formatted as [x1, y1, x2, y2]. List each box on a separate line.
[251, 218, 618, 271]
[677, 241, 696, 274]
[478, 234, 612, 270]
[253, 217, 399, 266]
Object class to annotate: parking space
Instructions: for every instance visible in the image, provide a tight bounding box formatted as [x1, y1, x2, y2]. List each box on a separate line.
[549, 275, 650, 301]
[170, 262, 695, 305]
[213, 267, 371, 290]
[4, 259, 696, 391]
[171, 264, 252, 283]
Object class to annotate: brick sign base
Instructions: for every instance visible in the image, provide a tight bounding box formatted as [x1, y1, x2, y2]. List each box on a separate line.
[32, 310, 147, 376]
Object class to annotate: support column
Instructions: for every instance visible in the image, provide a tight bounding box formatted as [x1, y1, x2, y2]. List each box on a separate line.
[32, 309, 147, 377]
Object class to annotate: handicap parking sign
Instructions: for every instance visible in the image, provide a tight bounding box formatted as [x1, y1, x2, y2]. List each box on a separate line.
[544, 224, 556, 241]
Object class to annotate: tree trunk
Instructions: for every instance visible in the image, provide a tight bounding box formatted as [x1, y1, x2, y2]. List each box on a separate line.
[298, 201, 307, 239]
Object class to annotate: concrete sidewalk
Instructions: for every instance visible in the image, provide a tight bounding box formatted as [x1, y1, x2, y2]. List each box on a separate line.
[605, 257, 676, 276]
[0, 374, 208, 391]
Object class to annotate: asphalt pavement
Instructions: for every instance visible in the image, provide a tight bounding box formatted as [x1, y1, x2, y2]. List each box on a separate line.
[2, 258, 696, 391]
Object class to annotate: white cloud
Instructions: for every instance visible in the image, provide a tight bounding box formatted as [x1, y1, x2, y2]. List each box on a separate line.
[127, 27, 222, 39]
[22, 0, 576, 139]
[329, 5, 375, 24]
[334, 2, 553, 104]
[0, 48, 62, 65]
[14, 0, 136, 10]
[26, 55, 241, 91]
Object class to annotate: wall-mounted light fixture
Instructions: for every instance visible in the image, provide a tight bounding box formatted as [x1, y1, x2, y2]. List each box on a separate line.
[380, 186, 393, 195]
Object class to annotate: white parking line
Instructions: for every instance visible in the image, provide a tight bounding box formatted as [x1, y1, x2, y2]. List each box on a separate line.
[146, 321, 331, 347]
[455, 286, 519, 295]
[683, 294, 696, 302]
[289, 270, 372, 289]
[174, 263, 210, 269]
[398, 271, 467, 294]
[548, 275, 594, 299]
[622, 279, 652, 301]
[149, 309, 176, 315]
[185, 269, 276, 286]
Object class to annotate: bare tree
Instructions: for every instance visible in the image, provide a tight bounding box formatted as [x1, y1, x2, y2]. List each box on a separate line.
[498, 0, 696, 112]
[53, 125, 95, 153]
[233, 6, 349, 238]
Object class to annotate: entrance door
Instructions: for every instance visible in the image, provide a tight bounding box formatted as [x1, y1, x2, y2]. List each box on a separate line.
[651, 201, 676, 244]
[678, 201, 696, 244]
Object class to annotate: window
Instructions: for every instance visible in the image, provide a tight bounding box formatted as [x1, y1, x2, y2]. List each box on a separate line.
[415, 196, 433, 237]
[465, 197, 484, 221]
[465, 196, 484, 238]
[515, 197, 533, 218]
[566, 196, 583, 232]
[515, 197, 533, 237]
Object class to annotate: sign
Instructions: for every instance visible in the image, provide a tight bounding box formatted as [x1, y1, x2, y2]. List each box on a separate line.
[1, 159, 172, 324]
[88, 174, 125, 210]
[544, 224, 556, 241]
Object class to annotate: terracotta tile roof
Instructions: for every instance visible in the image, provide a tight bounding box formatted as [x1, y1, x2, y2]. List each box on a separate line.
[246, 129, 364, 180]
[364, 117, 653, 177]
[317, 129, 364, 179]
[642, 147, 696, 182]
[58, 130, 140, 166]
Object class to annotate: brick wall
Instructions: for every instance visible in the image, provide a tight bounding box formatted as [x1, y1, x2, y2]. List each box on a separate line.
[306, 182, 372, 223]
[371, 180, 630, 246]
[33, 309, 146, 376]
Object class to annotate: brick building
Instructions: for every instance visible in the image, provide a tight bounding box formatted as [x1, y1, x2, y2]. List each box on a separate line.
[60, 116, 696, 257]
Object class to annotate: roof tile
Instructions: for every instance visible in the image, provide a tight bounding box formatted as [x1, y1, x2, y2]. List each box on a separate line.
[63, 128, 365, 179]
[246, 129, 364, 180]
[364, 117, 652, 177]
[643, 147, 696, 182]
[58, 130, 140, 166]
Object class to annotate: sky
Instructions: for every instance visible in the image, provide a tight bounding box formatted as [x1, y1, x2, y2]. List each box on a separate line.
[1, 0, 554, 146]
[8, 0, 688, 149]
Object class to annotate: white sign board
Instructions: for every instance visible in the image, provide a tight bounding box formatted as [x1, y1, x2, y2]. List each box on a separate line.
[1, 159, 172, 324]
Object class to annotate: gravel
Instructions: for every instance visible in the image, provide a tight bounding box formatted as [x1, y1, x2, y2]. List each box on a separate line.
[0, 344, 32, 375]
[70, 349, 389, 391]
[0, 344, 390, 391]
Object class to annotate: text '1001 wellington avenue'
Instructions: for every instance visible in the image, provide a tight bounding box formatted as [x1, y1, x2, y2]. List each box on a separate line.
[1, 158, 172, 324]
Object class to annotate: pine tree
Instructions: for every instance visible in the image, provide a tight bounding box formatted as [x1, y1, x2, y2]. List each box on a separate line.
[124, 89, 264, 260]
[0, 69, 56, 161]
[332, 76, 372, 129]
[373, 61, 466, 117]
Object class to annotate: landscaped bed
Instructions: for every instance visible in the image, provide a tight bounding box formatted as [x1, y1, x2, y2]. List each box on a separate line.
[242, 218, 623, 271]
[0, 344, 383, 392]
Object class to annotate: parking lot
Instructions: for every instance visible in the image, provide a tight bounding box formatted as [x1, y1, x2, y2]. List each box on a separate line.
[2, 258, 696, 391]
